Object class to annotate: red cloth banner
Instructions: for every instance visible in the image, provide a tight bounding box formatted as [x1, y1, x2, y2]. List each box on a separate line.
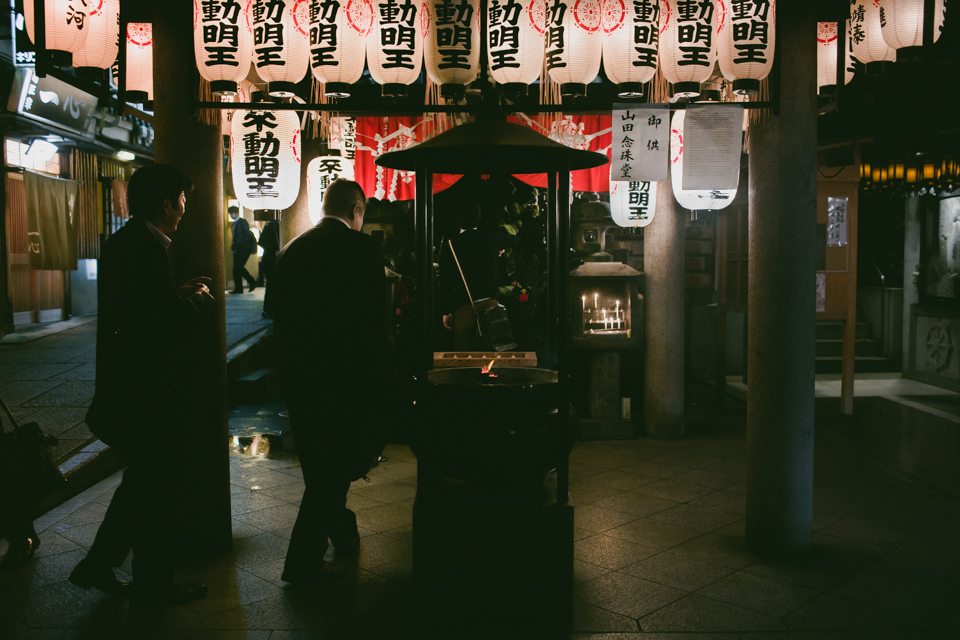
[354, 114, 613, 200]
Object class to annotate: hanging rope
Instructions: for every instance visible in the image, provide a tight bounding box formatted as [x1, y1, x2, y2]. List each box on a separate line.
[195, 78, 221, 127]
[538, 55, 562, 132]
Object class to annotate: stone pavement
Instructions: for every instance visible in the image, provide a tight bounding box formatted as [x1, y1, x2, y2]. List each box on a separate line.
[1, 387, 959, 639]
[0, 289, 272, 466]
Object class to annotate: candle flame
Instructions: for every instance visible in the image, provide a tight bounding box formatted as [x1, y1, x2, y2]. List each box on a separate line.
[481, 359, 496, 374]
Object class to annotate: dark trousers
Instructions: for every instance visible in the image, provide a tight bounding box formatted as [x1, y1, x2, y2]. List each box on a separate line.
[283, 407, 358, 572]
[85, 448, 182, 589]
[258, 251, 277, 287]
[232, 250, 256, 291]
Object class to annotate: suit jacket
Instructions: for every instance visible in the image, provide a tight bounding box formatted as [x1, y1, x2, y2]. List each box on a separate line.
[439, 228, 519, 315]
[231, 217, 255, 253]
[86, 218, 205, 447]
[271, 217, 389, 410]
[258, 219, 280, 255]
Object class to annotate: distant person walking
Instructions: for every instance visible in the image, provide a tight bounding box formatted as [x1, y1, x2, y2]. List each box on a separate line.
[230, 206, 257, 294]
[270, 179, 391, 584]
[71, 164, 212, 606]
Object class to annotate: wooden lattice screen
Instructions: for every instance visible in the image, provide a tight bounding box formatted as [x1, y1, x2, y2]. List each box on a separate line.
[70, 149, 100, 259]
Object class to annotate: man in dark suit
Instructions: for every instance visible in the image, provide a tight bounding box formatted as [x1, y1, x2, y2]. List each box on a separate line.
[270, 179, 389, 584]
[439, 201, 519, 349]
[257, 218, 281, 317]
[70, 164, 212, 606]
[230, 206, 257, 294]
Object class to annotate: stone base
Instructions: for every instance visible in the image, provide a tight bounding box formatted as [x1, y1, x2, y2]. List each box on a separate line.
[413, 472, 573, 633]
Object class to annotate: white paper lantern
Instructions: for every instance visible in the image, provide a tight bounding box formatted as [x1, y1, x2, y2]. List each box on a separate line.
[231, 110, 301, 211]
[194, 0, 254, 95]
[659, 0, 717, 98]
[310, 0, 373, 96]
[878, 0, 946, 59]
[544, 0, 602, 95]
[717, 0, 775, 96]
[72, 0, 118, 71]
[487, 0, 545, 94]
[610, 180, 657, 227]
[124, 23, 154, 103]
[816, 21, 855, 95]
[24, 0, 90, 64]
[330, 116, 358, 158]
[307, 156, 356, 224]
[424, 0, 481, 98]
[850, 1, 896, 74]
[367, 0, 426, 95]
[670, 110, 737, 211]
[252, 0, 310, 97]
[601, 0, 659, 97]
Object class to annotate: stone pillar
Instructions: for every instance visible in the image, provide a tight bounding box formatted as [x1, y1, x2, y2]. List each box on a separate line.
[280, 135, 322, 246]
[644, 164, 685, 438]
[745, 2, 817, 556]
[152, 0, 232, 555]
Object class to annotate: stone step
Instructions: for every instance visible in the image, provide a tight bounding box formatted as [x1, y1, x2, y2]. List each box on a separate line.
[815, 338, 881, 358]
[814, 356, 900, 374]
[232, 368, 278, 405]
[816, 321, 872, 340]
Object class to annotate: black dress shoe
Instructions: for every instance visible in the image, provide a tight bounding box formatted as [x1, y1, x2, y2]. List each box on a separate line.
[69, 559, 131, 595]
[133, 583, 208, 607]
[247, 284, 258, 293]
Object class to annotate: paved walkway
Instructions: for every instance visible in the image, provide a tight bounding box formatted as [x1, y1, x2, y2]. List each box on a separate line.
[0, 289, 272, 465]
[1, 387, 958, 638]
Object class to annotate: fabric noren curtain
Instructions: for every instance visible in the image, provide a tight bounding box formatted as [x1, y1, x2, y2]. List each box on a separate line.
[23, 170, 80, 271]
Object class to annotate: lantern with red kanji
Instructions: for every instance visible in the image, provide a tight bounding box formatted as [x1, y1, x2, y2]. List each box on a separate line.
[367, 0, 426, 97]
[252, 0, 310, 97]
[659, 0, 718, 98]
[601, 0, 659, 98]
[231, 109, 302, 211]
[544, 0, 603, 97]
[424, 0, 481, 99]
[73, 0, 119, 73]
[717, 0, 775, 96]
[850, 1, 896, 75]
[195, 0, 254, 95]
[816, 21, 855, 96]
[124, 23, 154, 103]
[310, 0, 374, 97]
[24, 0, 90, 66]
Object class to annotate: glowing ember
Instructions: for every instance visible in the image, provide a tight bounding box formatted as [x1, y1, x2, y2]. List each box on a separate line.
[480, 359, 497, 374]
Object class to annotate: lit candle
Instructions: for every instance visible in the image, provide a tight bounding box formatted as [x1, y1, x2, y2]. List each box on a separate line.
[594, 293, 598, 309]
[615, 300, 620, 328]
[582, 295, 586, 309]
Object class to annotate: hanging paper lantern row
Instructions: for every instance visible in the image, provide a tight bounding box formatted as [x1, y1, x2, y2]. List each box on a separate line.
[850, 1, 895, 74]
[601, 0, 660, 97]
[717, 0, 775, 96]
[816, 21, 854, 95]
[424, 0, 481, 98]
[487, 0, 545, 94]
[73, 0, 119, 71]
[878, 0, 945, 60]
[307, 155, 356, 224]
[124, 23, 154, 102]
[252, 0, 310, 97]
[194, 0, 254, 95]
[659, 0, 718, 98]
[367, 0, 426, 96]
[544, 0, 603, 96]
[231, 110, 302, 211]
[670, 110, 737, 211]
[310, 0, 374, 97]
[24, 0, 90, 64]
[610, 180, 657, 227]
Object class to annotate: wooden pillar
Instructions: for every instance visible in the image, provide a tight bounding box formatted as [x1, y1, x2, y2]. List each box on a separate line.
[152, 0, 231, 555]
